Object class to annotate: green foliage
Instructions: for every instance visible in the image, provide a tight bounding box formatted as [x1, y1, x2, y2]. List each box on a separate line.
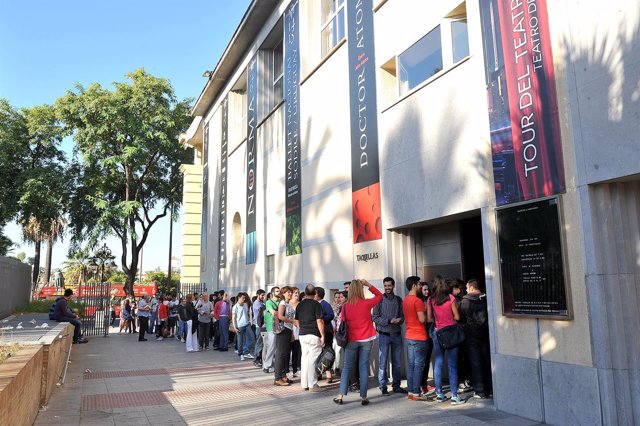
[108, 271, 127, 283]
[13, 299, 84, 315]
[145, 270, 180, 295]
[56, 69, 192, 292]
[286, 214, 302, 255]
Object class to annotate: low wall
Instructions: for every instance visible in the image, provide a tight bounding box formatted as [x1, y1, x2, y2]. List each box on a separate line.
[0, 345, 44, 426]
[40, 324, 74, 405]
[0, 256, 31, 318]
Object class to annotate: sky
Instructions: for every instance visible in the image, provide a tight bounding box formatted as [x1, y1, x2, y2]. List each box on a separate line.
[0, 0, 252, 272]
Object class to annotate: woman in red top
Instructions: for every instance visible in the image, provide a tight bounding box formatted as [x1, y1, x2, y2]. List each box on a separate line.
[427, 276, 463, 405]
[333, 279, 382, 406]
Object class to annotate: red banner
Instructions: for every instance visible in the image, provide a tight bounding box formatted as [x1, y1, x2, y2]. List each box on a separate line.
[481, 0, 565, 205]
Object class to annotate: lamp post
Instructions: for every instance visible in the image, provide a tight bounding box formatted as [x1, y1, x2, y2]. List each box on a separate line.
[91, 243, 115, 284]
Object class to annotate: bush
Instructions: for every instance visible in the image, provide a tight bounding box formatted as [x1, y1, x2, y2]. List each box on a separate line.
[14, 299, 84, 315]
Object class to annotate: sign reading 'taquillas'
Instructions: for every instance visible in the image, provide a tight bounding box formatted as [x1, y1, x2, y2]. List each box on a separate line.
[347, 0, 382, 243]
[284, 0, 302, 256]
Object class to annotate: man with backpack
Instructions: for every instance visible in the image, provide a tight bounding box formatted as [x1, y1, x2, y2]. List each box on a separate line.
[459, 279, 492, 399]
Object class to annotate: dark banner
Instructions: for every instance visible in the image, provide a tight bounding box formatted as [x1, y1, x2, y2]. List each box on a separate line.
[284, 1, 302, 256]
[246, 56, 258, 264]
[497, 198, 569, 318]
[201, 123, 209, 272]
[218, 97, 228, 268]
[347, 0, 382, 243]
[479, 0, 565, 206]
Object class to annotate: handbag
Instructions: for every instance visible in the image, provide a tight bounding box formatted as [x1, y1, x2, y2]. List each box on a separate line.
[431, 298, 465, 349]
[335, 305, 348, 347]
[436, 324, 465, 349]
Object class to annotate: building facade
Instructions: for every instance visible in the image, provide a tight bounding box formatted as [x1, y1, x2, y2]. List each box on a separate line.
[180, 0, 640, 423]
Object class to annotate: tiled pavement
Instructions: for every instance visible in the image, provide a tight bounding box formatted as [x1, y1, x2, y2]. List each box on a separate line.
[34, 326, 542, 425]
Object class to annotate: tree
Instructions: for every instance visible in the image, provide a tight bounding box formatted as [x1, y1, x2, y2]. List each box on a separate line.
[62, 249, 92, 285]
[44, 216, 67, 283]
[56, 69, 192, 295]
[1, 102, 67, 284]
[0, 99, 28, 255]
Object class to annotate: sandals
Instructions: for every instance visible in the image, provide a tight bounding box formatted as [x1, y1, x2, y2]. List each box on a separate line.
[327, 377, 334, 384]
[333, 397, 343, 405]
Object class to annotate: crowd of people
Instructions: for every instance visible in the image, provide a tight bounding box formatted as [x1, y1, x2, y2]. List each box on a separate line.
[107, 275, 491, 406]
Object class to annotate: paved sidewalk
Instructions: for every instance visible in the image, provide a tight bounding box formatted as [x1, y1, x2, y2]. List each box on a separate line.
[35, 327, 541, 425]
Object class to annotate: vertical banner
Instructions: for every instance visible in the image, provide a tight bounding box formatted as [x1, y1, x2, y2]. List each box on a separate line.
[218, 97, 228, 268]
[479, 0, 565, 206]
[200, 123, 209, 272]
[284, 0, 302, 256]
[246, 56, 258, 264]
[347, 0, 382, 243]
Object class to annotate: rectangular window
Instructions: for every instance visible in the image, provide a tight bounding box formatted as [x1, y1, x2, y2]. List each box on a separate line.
[398, 26, 443, 96]
[266, 254, 275, 284]
[273, 41, 284, 107]
[451, 19, 469, 63]
[321, 0, 345, 57]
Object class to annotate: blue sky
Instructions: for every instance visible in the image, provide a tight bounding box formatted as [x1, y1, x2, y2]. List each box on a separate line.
[1, 0, 252, 271]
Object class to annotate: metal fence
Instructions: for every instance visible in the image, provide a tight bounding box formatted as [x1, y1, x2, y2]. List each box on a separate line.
[176, 282, 207, 300]
[79, 282, 111, 337]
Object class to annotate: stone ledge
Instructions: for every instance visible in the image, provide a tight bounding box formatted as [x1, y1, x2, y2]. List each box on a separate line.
[0, 345, 44, 426]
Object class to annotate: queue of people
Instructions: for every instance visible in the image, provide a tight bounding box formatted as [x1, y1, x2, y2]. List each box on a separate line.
[112, 275, 491, 407]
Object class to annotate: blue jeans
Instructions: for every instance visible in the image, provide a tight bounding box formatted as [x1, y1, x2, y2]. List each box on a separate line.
[339, 340, 374, 398]
[177, 320, 186, 339]
[406, 339, 428, 394]
[432, 330, 459, 397]
[378, 333, 403, 391]
[218, 316, 229, 349]
[237, 325, 250, 356]
[148, 313, 155, 334]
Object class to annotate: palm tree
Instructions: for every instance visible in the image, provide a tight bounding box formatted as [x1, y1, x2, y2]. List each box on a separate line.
[20, 216, 45, 288]
[62, 249, 92, 285]
[43, 216, 67, 283]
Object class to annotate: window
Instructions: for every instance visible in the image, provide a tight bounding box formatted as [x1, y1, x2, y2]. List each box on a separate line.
[398, 27, 443, 96]
[272, 41, 284, 107]
[266, 255, 275, 285]
[321, 0, 345, 57]
[451, 19, 469, 63]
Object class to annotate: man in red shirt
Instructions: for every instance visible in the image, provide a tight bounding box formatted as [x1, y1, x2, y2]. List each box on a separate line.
[402, 276, 428, 401]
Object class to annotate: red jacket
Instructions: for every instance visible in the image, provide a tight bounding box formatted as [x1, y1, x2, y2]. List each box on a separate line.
[341, 285, 383, 342]
[158, 304, 169, 321]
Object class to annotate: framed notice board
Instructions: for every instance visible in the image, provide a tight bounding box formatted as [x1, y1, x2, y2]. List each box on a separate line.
[496, 197, 571, 319]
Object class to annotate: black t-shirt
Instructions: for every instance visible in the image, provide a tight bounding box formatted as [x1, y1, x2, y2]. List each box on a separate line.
[295, 298, 323, 337]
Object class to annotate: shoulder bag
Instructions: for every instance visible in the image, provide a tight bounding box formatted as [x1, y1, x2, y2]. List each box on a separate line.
[335, 304, 349, 347]
[432, 299, 465, 350]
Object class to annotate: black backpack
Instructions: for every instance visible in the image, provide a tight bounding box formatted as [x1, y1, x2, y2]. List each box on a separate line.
[315, 347, 335, 375]
[256, 305, 265, 328]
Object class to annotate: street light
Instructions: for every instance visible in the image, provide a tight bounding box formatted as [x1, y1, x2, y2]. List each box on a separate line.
[91, 243, 115, 284]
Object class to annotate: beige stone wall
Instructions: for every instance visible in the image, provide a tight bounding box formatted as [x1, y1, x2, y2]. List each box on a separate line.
[180, 164, 203, 284]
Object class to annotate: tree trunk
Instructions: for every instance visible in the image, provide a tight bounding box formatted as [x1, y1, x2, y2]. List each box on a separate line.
[44, 236, 53, 284]
[167, 207, 173, 292]
[32, 239, 41, 288]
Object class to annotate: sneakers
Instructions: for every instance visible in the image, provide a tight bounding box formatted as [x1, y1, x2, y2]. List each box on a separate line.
[234, 349, 239, 354]
[244, 353, 254, 359]
[473, 392, 489, 399]
[263, 367, 274, 373]
[309, 384, 324, 392]
[408, 393, 428, 401]
[436, 393, 447, 403]
[393, 387, 408, 394]
[458, 380, 473, 393]
[156, 337, 164, 341]
[450, 395, 464, 405]
[180, 338, 185, 343]
[240, 355, 246, 361]
[381, 388, 390, 396]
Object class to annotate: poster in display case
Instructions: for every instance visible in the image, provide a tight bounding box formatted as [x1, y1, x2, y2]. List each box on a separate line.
[497, 197, 571, 319]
